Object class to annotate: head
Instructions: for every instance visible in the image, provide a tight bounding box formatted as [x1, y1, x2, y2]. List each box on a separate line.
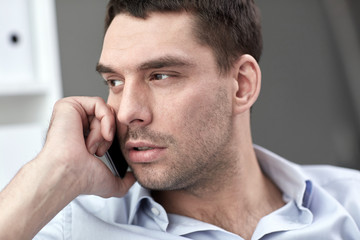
[98, 0, 262, 193]
[104, 0, 262, 75]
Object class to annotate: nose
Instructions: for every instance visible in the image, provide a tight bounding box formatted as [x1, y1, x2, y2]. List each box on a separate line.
[117, 80, 152, 127]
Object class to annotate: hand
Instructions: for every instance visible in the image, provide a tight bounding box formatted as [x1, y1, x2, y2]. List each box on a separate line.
[40, 96, 136, 198]
[0, 97, 136, 239]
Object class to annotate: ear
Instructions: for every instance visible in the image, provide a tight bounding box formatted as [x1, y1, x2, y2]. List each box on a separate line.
[232, 54, 261, 114]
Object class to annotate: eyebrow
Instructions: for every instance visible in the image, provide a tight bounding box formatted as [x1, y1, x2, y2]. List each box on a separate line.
[96, 64, 116, 74]
[96, 55, 195, 74]
[138, 56, 195, 71]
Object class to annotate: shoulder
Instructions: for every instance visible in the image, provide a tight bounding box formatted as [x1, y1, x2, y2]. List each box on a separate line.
[302, 164, 360, 189]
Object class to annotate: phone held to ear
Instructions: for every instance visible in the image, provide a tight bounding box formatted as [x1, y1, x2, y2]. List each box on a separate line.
[104, 135, 128, 179]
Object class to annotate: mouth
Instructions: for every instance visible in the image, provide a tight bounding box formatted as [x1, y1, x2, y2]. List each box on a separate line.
[133, 146, 155, 151]
[126, 141, 166, 163]
[126, 141, 162, 151]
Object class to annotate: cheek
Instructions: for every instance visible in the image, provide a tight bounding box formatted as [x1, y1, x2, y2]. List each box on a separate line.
[158, 87, 230, 139]
[153, 89, 204, 129]
[183, 87, 232, 139]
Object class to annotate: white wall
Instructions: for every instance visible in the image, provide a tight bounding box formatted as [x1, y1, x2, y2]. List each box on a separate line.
[0, 0, 62, 189]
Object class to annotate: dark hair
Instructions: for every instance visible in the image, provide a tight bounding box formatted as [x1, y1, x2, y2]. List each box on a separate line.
[104, 0, 262, 74]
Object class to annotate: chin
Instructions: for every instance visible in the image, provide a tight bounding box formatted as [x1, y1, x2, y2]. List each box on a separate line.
[135, 175, 172, 191]
[134, 172, 184, 191]
[131, 163, 191, 191]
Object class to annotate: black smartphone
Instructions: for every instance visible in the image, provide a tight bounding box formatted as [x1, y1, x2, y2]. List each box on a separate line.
[105, 135, 128, 178]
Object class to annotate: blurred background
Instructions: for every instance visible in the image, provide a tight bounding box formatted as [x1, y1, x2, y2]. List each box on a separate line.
[1, 0, 359, 189]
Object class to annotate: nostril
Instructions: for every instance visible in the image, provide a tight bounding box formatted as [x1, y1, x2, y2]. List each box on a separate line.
[129, 119, 144, 124]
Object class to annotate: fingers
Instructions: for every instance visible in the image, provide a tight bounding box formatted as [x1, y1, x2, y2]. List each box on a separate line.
[45, 96, 135, 199]
[48, 97, 115, 143]
[86, 117, 116, 157]
[68, 96, 115, 156]
[72, 97, 115, 142]
[86, 117, 112, 156]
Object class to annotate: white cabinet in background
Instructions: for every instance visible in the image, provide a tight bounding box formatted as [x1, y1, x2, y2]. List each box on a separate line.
[0, 0, 62, 189]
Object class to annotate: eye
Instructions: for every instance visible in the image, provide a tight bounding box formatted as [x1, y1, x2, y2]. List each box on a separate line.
[151, 74, 170, 81]
[105, 79, 124, 88]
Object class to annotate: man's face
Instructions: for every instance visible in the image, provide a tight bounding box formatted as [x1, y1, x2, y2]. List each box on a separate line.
[99, 12, 235, 191]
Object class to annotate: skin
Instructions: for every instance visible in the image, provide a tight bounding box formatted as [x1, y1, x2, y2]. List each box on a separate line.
[100, 13, 236, 193]
[0, 11, 284, 240]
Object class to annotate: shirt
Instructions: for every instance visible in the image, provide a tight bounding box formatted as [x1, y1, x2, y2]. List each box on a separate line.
[35, 145, 360, 239]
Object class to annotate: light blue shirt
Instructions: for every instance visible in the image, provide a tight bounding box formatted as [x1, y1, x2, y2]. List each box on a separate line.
[35, 146, 360, 239]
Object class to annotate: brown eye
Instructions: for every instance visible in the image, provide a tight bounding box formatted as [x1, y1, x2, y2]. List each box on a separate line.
[152, 74, 170, 80]
[107, 79, 124, 87]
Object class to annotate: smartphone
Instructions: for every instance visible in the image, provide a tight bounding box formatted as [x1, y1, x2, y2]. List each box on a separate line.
[104, 135, 128, 178]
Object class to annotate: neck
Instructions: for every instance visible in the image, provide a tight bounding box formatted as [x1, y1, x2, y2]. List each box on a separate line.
[151, 145, 284, 239]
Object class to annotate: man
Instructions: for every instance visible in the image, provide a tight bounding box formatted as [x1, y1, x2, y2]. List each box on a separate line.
[0, 0, 359, 239]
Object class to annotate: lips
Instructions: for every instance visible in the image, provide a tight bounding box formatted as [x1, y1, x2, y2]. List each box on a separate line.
[134, 146, 155, 151]
[126, 141, 166, 163]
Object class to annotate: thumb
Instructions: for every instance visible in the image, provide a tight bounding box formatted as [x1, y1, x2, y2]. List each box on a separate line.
[113, 172, 137, 198]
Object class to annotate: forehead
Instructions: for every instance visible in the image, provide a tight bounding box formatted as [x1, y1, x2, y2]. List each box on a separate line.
[99, 12, 211, 70]
[107, 11, 195, 39]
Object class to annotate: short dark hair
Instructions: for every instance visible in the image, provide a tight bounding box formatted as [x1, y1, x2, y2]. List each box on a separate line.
[104, 0, 262, 74]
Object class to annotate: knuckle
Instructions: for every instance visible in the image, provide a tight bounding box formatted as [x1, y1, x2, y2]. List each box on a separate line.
[53, 98, 66, 108]
[53, 97, 75, 109]
[93, 96, 106, 104]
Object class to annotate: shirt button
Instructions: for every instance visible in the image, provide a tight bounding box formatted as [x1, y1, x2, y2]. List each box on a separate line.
[151, 207, 160, 216]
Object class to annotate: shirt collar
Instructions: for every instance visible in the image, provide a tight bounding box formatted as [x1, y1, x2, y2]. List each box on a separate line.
[253, 145, 314, 239]
[254, 145, 311, 208]
[127, 183, 153, 225]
